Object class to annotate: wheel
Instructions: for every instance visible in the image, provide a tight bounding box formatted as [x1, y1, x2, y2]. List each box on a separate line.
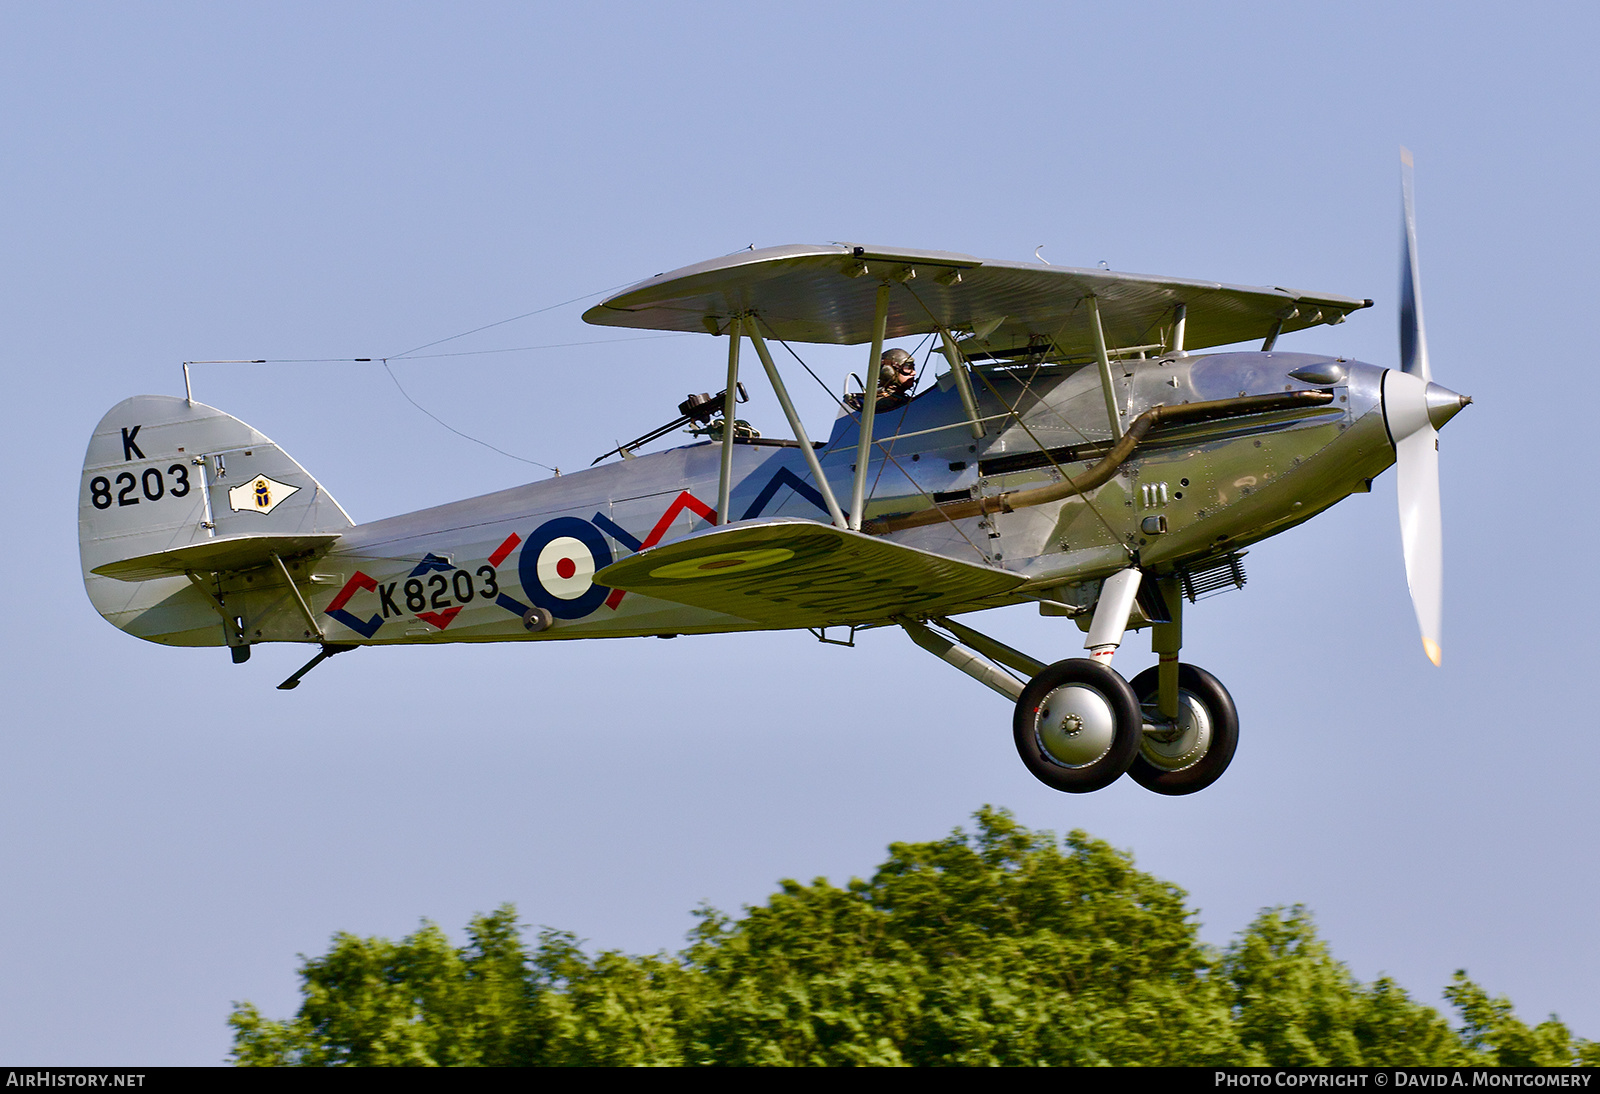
[1126, 663, 1239, 795]
[1013, 658, 1143, 793]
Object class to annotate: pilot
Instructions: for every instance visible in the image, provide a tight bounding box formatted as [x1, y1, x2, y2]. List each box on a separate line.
[849, 348, 918, 409]
[878, 347, 918, 401]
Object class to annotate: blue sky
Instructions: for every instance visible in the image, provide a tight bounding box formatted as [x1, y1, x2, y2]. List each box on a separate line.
[3, 1, 1596, 1063]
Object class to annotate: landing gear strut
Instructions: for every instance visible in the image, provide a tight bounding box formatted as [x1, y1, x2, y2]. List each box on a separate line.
[1129, 574, 1239, 794]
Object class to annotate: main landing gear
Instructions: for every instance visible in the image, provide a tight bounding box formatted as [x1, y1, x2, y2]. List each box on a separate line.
[899, 567, 1239, 796]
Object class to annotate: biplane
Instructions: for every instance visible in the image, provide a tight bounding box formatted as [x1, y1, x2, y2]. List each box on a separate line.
[78, 155, 1467, 794]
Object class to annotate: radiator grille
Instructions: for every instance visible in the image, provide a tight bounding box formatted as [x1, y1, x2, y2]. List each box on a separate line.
[1181, 552, 1248, 602]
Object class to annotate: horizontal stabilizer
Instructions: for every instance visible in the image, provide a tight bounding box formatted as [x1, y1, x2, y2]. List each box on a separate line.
[594, 517, 1025, 627]
[91, 533, 342, 582]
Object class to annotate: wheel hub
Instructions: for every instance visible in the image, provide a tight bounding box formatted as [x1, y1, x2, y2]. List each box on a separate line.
[1139, 692, 1212, 772]
[1037, 684, 1117, 768]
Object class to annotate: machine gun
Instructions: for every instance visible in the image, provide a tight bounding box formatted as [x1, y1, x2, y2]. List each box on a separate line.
[591, 383, 754, 465]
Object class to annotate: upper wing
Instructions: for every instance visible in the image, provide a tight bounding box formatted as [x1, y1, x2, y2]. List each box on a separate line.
[593, 517, 1026, 627]
[581, 243, 1372, 358]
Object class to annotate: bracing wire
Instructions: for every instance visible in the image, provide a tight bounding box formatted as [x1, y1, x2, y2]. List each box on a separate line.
[200, 333, 687, 368]
[965, 348, 1133, 559]
[390, 333, 687, 361]
[899, 283, 1133, 558]
[385, 282, 633, 360]
[865, 335, 937, 501]
[375, 280, 654, 469]
[188, 280, 659, 473]
[756, 316, 992, 563]
[380, 361, 559, 473]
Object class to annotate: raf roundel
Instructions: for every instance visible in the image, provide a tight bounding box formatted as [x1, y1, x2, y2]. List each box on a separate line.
[517, 516, 614, 619]
[537, 536, 595, 597]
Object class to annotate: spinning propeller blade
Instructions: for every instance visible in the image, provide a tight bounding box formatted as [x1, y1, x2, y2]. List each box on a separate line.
[1400, 148, 1431, 383]
[1395, 420, 1442, 665]
[1389, 148, 1468, 667]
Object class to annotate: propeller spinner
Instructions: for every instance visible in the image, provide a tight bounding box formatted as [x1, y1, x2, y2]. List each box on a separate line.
[1388, 148, 1470, 666]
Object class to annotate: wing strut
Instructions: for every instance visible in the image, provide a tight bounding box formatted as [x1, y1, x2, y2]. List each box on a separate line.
[716, 315, 742, 523]
[937, 328, 987, 440]
[848, 284, 891, 531]
[744, 319, 848, 529]
[1085, 296, 1124, 440]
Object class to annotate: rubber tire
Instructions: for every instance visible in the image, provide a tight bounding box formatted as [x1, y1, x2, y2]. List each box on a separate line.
[1013, 658, 1143, 794]
[1126, 663, 1239, 796]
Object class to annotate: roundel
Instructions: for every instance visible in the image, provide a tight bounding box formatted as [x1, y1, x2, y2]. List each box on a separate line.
[517, 516, 614, 619]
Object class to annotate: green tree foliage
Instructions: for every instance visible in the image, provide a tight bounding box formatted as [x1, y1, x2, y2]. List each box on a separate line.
[1221, 907, 1465, 1066]
[230, 808, 1592, 1067]
[1443, 972, 1587, 1067]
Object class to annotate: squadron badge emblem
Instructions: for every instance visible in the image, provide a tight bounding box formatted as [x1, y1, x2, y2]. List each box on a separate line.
[227, 475, 299, 515]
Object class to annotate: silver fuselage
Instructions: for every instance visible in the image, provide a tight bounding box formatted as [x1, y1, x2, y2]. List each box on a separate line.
[94, 351, 1395, 648]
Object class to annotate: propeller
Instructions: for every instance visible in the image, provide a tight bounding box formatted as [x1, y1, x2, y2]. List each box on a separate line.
[1387, 148, 1470, 666]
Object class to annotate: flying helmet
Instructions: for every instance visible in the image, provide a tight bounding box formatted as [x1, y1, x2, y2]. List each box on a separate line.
[879, 347, 915, 385]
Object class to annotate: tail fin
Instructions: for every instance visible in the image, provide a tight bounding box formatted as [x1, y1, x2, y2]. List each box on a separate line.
[79, 395, 353, 646]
